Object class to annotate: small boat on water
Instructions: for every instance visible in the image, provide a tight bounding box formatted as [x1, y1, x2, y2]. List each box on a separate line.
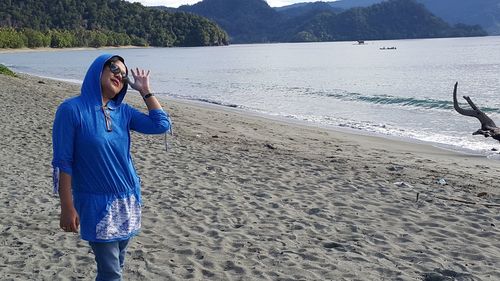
[380, 46, 397, 50]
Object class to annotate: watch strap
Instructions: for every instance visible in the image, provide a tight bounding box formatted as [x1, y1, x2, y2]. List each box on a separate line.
[143, 93, 154, 100]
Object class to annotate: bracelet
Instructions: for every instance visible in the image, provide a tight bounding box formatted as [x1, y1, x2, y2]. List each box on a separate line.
[142, 93, 154, 100]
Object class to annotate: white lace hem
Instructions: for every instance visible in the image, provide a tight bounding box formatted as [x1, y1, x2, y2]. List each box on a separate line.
[96, 194, 141, 240]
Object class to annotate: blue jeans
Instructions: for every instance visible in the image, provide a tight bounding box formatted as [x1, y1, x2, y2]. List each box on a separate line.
[89, 239, 130, 281]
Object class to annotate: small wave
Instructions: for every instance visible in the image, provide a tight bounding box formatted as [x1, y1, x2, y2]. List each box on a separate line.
[161, 93, 241, 109]
[192, 98, 240, 108]
[272, 112, 499, 155]
[302, 89, 500, 113]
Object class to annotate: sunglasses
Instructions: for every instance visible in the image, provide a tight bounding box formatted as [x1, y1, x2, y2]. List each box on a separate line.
[109, 63, 128, 81]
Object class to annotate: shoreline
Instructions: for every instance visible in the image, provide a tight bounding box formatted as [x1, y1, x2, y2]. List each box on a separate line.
[1, 35, 498, 54]
[0, 45, 148, 54]
[177, 96, 492, 158]
[8, 69, 495, 159]
[1, 34, 498, 54]
[171, 95, 497, 169]
[1, 72, 499, 280]
[168, 96, 469, 153]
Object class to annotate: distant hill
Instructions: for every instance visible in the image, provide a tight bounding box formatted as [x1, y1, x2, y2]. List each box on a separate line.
[328, 0, 382, 9]
[0, 0, 229, 48]
[317, 0, 500, 35]
[175, 0, 486, 43]
[275, 2, 342, 18]
[416, 0, 500, 35]
[178, 0, 280, 43]
[287, 0, 485, 42]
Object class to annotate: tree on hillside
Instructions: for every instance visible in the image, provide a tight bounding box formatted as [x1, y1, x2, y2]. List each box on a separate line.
[0, 0, 229, 48]
[174, 0, 486, 43]
[284, 0, 486, 42]
[179, 0, 280, 43]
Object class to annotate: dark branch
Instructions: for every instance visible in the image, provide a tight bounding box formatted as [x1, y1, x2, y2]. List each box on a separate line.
[452, 82, 500, 142]
[453, 82, 477, 117]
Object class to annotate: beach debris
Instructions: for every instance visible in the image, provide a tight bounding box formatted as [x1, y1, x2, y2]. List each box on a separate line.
[269, 202, 280, 208]
[423, 268, 472, 281]
[416, 192, 420, 202]
[417, 192, 437, 203]
[387, 165, 404, 171]
[477, 192, 488, 197]
[437, 178, 447, 185]
[201, 269, 215, 277]
[38, 80, 45, 84]
[264, 143, 276, 149]
[394, 181, 413, 188]
[453, 82, 500, 142]
[211, 135, 219, 138]
[253, 192, 271, 198]
[323, 242, 347, 252]
[307, 208, 321, 215]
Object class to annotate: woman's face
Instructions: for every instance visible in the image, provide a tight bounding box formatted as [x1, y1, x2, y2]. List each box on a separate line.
[101, 60, 127, 100]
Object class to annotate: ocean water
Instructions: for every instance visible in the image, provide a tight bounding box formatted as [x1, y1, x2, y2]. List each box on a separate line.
[2, 36, 500, 156]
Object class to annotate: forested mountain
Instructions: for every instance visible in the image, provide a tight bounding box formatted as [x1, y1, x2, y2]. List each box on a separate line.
[314, 0, 500, 35]
[275, 2, 342, 19]
[175, 0, 486, 43]
[285, 0, 486, 42]
[178, 0, 280, 43]
[328, 0, 382, 9]
[416, 0, 500, 35]
[0, 0, 229, 48]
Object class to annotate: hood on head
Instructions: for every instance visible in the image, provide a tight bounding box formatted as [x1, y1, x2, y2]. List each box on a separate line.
[81, 54, 128, 108]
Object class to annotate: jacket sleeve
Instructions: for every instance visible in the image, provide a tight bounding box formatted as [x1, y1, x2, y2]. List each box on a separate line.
[129, 106, 171, 134]
[51, 102, 76, 194]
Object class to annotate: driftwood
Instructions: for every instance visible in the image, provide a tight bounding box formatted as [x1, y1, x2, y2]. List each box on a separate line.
[453, 82, 500, 142]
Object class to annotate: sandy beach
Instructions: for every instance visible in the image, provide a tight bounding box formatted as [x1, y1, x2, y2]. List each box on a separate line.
[0, 73, 499, 280]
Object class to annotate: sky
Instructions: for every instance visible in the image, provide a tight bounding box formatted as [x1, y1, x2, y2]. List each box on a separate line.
[124, 0, 318, 8]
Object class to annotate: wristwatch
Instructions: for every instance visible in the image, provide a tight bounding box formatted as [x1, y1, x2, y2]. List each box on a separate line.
[143, 93, 154, 100]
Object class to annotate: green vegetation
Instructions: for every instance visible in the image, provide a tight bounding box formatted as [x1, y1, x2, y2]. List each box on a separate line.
[178, 0, 280, 43]
[284, 0, 487, 42]
[417, 0, 500, 35]
[0, 64, 17, 77]
[0, 28, 139, 48]
[307, 0, 499, 35]
[0, 0, 229, 48]
[177, 0, 486, 43]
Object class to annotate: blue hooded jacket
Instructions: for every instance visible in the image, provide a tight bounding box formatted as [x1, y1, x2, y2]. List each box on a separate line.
[52, 54, 171, 242]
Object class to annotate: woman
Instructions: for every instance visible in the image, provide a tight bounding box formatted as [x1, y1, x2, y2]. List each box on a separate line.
[52, 54, 171, 280]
